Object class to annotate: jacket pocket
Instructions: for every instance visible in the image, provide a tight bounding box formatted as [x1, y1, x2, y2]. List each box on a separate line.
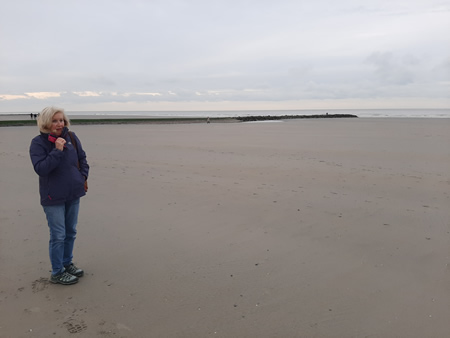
[46, 176, 66, 201]
[72, 167, 87, 195]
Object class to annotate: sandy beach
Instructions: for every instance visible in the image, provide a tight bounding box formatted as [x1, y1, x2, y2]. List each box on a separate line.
[1, 118, 449, 337]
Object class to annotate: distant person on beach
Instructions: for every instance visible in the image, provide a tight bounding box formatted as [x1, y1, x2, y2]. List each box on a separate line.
[207, 117, 210, 124]
[29, 106, 89, 285]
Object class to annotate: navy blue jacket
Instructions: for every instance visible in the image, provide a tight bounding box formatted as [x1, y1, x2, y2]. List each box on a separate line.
[30, 127, 89, 206]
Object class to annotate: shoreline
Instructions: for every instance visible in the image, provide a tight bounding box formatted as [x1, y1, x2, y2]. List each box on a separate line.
[1, 108, 449, 120]
[0, 117, 236, 127]
[0, 114, 357, 127]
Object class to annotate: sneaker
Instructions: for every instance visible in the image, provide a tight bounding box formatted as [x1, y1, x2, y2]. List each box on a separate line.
[64, 263, 84, 277]
[50, 271, 79, 285]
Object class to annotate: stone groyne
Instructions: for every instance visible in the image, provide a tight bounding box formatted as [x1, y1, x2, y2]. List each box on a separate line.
[236, 114, 358, 122]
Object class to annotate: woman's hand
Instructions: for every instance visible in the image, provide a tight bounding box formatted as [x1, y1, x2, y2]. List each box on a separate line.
[55, 137, 66, 151]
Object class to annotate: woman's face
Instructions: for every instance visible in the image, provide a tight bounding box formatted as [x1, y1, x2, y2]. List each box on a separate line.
[51, 112, 65, 136]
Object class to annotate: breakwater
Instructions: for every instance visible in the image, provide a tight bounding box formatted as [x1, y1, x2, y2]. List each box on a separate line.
[236, 114, 358, 122]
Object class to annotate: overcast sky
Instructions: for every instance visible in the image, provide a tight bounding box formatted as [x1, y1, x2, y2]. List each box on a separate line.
[1, 0, 449, 112]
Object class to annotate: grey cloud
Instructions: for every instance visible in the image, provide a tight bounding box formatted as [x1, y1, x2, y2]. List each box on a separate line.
[365, 52, 415, 85]
[88, 76, 117, 87]
[432, 57, 450, 81]
[0, 0, 449, 111]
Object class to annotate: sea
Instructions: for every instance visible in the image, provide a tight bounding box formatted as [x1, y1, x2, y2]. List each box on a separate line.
[1, 109, 449, 120]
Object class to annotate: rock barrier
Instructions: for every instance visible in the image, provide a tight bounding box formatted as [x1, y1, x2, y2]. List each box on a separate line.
[236, 114, 358, 122]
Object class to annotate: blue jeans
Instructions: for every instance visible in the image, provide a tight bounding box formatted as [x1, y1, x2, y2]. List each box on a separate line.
[43, 198, 80, 275]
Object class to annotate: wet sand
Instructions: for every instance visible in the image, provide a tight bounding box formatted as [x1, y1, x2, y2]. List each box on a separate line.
[0, 118, 449, 337]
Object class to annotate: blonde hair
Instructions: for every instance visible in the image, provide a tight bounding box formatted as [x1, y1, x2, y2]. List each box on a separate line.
[37, 106, 70, 133]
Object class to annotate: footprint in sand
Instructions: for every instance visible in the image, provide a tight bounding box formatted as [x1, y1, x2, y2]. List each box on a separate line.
[64, 317, 88, 333]
[31, 277, 49, 293]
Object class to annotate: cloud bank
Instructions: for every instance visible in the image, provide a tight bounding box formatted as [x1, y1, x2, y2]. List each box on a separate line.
[1, 0, 449, 112]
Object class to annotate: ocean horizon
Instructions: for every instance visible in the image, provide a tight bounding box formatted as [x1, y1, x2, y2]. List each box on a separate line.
[1, 108, 450, 120]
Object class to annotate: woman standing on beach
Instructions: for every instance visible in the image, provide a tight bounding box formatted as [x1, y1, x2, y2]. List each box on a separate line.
[29, 106, 89, 285]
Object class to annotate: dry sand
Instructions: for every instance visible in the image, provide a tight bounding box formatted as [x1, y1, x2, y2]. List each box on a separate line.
[1, 118, 449, 337]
